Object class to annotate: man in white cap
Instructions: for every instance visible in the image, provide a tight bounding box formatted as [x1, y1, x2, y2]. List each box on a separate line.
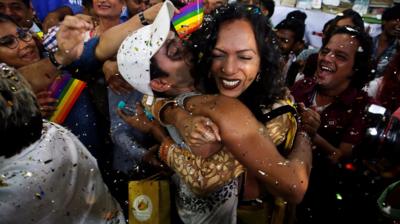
[116, 2, 316, 224]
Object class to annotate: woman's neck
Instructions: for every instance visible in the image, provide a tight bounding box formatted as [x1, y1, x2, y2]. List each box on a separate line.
[96, 17, 120, 35]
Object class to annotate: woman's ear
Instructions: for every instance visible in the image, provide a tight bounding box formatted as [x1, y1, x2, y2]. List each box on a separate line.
[150, 78, 171, 93]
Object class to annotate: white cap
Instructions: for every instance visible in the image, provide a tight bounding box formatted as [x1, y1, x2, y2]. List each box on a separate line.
[117, 0, 175, 96]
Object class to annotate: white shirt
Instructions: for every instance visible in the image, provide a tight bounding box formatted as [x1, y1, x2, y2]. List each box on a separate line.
[0, 121, 125, 224]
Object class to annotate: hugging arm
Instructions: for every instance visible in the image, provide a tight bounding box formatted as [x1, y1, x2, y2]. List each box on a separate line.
[177, 95, 312, 204]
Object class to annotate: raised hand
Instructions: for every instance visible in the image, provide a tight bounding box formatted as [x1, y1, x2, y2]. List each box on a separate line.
[297, 102, 320, 139]
[55, 14, 94, 66]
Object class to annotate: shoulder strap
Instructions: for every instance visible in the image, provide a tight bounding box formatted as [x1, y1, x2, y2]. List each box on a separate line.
[260, 105, 298, 124]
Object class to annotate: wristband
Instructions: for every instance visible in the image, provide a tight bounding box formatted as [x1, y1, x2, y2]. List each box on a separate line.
[48, 51, 64, 70]
[298, 131, 312, 143]
[138, 11, 150, 26]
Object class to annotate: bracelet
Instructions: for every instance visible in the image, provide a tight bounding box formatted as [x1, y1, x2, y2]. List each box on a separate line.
[138, 11, 150, 26]
[48, 51, 64, 70]
[175, 92, 201, 110]
[297, 131, 312, 143]
[153, 99, 178, 127]
[159, 138, 174, 163]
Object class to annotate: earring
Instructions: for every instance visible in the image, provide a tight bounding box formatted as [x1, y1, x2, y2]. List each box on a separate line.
[255, 72, 261, 82]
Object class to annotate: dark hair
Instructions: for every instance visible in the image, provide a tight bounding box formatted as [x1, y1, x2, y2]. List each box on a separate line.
[333, 9, 365, 31]
[286, 10, 307, 23]
[22, 0, 30, 7]
[259, 0, 275, 18]
[190, 3, 285, 121]
[275, 17, 306, 42]
[322, 18, 334, 34]
[322, 26, 373, 89]
[0, 64, 42, 158]
[382, 4, 400, 21]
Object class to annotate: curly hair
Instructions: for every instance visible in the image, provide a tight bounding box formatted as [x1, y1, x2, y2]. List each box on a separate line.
[0, 64, 42, 158]
[189, 3, 285, 121]
[322, 25, 373, 89]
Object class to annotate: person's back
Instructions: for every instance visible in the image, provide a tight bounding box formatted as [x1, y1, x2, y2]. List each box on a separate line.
[0, 122, 125, 224]
[0, 64, 124, 224]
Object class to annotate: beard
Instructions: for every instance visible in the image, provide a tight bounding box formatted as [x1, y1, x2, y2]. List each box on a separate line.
[150, 58, 169, 80]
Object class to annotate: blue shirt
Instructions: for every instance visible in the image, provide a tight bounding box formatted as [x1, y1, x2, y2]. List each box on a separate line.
[66, 37, 101, 73]
[31, 0, 83, 22]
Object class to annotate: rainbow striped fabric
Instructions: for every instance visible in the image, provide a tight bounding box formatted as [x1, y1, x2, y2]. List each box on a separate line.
[48, 74, 86, 124]
[172, 0, 204, 39]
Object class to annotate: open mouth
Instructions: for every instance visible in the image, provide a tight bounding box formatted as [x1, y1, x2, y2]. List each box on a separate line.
[318, 60, 336, 73]
[220, 78, 241, 89]
[316, 62, 336, 80]
[320, 65, 335, 73]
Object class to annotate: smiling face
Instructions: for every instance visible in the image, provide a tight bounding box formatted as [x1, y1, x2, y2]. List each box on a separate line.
[0, 21, 40, 68]
[0, 0, 33, 28]
[210, 19, 260, 98]
[316, 33, 359, 92]
[93, 0, 124, 18]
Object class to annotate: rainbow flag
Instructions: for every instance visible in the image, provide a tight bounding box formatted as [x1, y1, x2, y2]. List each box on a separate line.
[48, 74, 86, 124]
[172, 0, 204, 39]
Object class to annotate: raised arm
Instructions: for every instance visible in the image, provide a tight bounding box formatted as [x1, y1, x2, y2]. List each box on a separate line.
[95, 3, 165, 61]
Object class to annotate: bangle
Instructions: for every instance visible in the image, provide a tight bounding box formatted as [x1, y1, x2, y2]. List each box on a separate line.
[48, 51, 64, 70]
[153, 99, 178, 126]
[138, 11, 149, 26]
[175, 92, 201, 110]
[159, 138, 174, 163]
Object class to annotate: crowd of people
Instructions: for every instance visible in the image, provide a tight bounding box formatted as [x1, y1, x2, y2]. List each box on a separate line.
[0, 0, 399, 223]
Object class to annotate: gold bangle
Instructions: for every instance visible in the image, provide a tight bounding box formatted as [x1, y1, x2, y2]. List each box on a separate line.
[159, 138, 174, 162]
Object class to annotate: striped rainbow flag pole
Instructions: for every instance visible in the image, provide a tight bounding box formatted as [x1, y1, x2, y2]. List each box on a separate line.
[49, 75, 86, 124]
[172, 0, 204, 39]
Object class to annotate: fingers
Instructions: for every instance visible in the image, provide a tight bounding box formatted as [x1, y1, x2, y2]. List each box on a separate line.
[36, 90, 51, 99]
[135, 102, 145, 115]
[202, 118, 221, 141]
[107, 73, 134, 95]
[116, 108, 131, 122]
[297, 102, 306, 112]
[74, 14, 95, 25]
[60, 15, 93, 32]
[300, 108, 320, 138]
[36, 91, 58, 105]
[187, 125, 218, 144]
